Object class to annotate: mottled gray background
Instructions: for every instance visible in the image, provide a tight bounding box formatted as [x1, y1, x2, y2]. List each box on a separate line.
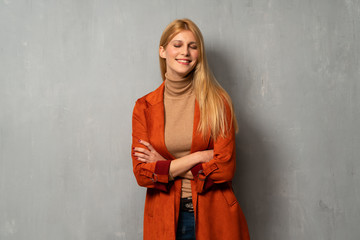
[1, 0, 359, 239]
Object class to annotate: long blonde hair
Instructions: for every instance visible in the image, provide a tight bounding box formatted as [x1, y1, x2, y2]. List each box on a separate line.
[159, 19, 238, 140]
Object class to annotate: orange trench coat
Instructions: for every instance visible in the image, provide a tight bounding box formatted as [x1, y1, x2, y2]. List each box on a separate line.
[131, 82, 250, 240]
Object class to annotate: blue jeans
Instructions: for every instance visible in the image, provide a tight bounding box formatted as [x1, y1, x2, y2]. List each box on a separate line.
[176, 211, 196, 240]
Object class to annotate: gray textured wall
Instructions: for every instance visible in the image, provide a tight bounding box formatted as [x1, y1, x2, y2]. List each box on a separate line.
[1, 0, 359, 239]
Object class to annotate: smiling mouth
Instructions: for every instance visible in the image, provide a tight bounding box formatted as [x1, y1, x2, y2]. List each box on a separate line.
[176, 59, 191, 64]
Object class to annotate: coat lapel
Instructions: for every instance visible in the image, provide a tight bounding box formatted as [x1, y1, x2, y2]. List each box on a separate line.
[144, 82, 174, 160]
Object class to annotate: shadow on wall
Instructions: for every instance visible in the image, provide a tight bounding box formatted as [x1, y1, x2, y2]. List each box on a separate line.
[207, 48, 279, 239]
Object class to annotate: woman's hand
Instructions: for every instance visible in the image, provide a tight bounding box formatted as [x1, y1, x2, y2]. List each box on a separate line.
[133, 139, 167, 163]
[198, 149, 214, 163]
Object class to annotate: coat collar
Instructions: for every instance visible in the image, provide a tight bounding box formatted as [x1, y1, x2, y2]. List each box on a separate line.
[144, 81, 166, 106]
[144, 81, 210, 160]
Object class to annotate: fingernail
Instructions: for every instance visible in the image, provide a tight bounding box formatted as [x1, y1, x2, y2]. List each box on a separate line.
[138, 139, 141, 142]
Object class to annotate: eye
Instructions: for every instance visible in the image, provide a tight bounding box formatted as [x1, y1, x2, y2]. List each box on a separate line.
[190, 45, 198, 50]
[173, 42, 182, 48]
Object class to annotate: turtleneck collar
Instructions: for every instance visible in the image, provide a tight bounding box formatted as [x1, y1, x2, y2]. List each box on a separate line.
[164, 72, 194, 98]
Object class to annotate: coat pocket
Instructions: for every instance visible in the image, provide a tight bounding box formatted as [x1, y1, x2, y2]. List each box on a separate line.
[220, 182, 238, 206]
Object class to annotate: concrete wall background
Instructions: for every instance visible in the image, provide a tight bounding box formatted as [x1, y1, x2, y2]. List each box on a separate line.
[1, 0, 359, 239]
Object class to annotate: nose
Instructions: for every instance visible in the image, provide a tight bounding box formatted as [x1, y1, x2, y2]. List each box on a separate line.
[181, 46, 190, 56]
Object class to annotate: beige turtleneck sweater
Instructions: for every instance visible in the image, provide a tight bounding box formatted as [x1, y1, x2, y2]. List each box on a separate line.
[164, 73, 195, 199]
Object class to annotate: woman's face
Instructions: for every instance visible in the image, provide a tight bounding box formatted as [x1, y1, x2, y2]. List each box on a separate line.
[159, 30, 199, 79]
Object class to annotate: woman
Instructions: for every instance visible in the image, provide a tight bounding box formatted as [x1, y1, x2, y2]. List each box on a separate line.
[132, 19, 250, 240]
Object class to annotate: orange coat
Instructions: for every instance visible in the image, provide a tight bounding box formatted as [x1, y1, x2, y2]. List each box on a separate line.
[132, 82, 250, 240]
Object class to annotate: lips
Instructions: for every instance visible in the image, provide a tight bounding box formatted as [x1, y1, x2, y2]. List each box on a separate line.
[176, 59, 191, 65]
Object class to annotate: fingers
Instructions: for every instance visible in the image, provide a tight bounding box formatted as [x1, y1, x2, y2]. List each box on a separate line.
[138, 139, 155, 151]
[136, 157, 148, 162]
[133, 146, 151, 162]
[133, 152, 148, 159]
[133, 147, 150, 155]
[133, 151, 151, 162]
[134, 139, 166, 162]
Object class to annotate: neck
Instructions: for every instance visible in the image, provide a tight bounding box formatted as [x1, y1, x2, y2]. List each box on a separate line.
[164, 72, 194, 97]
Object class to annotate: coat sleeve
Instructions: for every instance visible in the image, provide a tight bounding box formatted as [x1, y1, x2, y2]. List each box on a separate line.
[131, 98, 172, 192]
[191, 100, 236, 194]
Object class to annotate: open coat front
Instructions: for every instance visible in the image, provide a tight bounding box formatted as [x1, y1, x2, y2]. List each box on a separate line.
[131, 82, 250, 240]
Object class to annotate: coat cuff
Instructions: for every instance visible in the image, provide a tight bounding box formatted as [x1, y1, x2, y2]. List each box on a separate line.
[191, 163, 203, 177]
[153, 160, 172, 192]
[191, 163, 215, 193]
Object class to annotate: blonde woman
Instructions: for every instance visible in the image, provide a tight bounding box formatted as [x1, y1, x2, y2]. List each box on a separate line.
[132, 19, 250, 240]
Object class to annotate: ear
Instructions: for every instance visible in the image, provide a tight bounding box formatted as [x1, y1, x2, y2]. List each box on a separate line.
[159, 46, 166, 59]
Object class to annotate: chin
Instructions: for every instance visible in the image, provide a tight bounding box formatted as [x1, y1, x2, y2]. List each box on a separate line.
[177, 68, 195, 76]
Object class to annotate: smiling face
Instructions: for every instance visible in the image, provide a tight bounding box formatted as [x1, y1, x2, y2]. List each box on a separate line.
[159, 30, 199, 79]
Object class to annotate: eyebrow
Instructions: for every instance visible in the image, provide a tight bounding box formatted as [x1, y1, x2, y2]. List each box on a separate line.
[171, 40, 197, 44]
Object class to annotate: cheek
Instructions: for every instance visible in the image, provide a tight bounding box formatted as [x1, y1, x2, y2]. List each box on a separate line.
[192, 51, 199, 63]
[166, 47, 178, 59]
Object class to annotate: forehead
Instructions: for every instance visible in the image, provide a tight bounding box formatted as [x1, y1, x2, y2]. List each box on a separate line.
[170, 30, 197, 43]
